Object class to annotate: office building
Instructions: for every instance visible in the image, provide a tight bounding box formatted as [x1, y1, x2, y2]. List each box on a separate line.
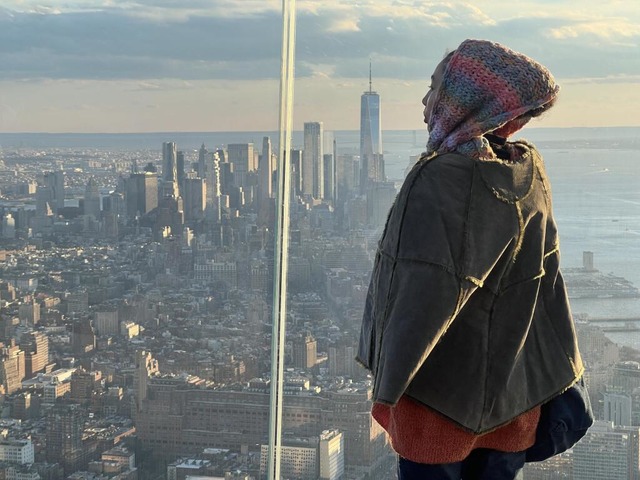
[366, 180, 396, 227]
[34, 171, 65, 220]
[303, 122, 324, 199]
[43, 171, 65, 213]
[126, 172, 158, 220]
[573, 420, 640, 480]
[2, 214, 15, 239]
[319, 429, 344, 480]
[105, 191, 126, 218]
[0, 340, 25, 395]
[323, 153, 335, 203]
[336, 154, 358, 199]
[197, 143, 208, 179]
[162, 141, 178, 194]
[199, 147, 222, 222]
[605, 393, 633, 426]
[176, 150, 185, 194]
[46, 404, 87, 474]
[328, 343, 357, 377]
[228, 143, 255, 188]
[101, 446, 136, 471]
[135, 375, 388, 470]
[132, 350, 159, 416]
[193, 261, 238, 288]
[260, 437, 320, 480]
[84, 177, 101, 219]
[292, 333, 317, 370]
[0, 439, 34, 465]
[67, 289, 89, 314]
[21, 331, 49, 379]
[71, 320, 96, 355]
[35, 185, 54, 218]
[70, 368, 102, 404]
[94, 310, 119, 336]
[183, 176, 206, 223]
[18, 300, 40, 326]
[290, 148, 303, 195]
[259, 136, 273, 202]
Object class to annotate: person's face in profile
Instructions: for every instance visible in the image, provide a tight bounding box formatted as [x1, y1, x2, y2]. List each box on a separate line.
[422, 56, 449, 131]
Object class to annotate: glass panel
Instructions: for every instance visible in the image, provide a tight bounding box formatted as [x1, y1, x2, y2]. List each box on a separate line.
[288, 2, 639, 480]
[0, 2, 290, 480]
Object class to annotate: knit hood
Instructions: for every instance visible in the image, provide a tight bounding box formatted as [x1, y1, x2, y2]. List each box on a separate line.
[426, 39, 559, 160]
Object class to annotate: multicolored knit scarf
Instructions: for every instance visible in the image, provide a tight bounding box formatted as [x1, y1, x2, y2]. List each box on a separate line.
[426, 39, 559, 160]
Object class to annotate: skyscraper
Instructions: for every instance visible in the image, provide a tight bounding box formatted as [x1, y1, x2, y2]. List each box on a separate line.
[228, 143, 255, 188]
[84, 177, 101, 219]
[197, 143, 223, 222]
[46, 404, 86, 473]
[126, 172, 158, 220]
[35, 186, 54, 217]
[290, 149, 303, 195]
[38, 171, 65, 215]
[303, 122, 323, 199]
[162, 141, 178, 197]
[197, 143, 207, 178]
[183, 176, 206, 223]
[176, 150, 185, 194]
[46, 171, 65, 213]
[257, 137, 274, 224]
[323, 153, 335, 203]
[258, 136, 273, 203]
[360, 63, 383, 191]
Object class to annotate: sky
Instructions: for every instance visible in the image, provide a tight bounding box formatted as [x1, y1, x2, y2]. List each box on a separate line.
[0, 0, 639, 132]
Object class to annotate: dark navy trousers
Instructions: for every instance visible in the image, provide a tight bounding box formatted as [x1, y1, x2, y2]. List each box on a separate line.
[397, 449, 526, 480]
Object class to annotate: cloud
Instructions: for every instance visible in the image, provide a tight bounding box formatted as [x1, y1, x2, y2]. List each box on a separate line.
[326, 18, 361, 33]
[545, 17, 640, 42]
[562, 74, 640, 85]
[0, 1, 638, 84]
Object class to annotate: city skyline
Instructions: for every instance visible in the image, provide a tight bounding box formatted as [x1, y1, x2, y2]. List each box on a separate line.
[0, 121, 639, 478]
[0, 1, 639, 132]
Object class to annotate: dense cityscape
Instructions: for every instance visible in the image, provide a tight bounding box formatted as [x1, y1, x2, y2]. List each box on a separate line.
[0, 80, 639, 480]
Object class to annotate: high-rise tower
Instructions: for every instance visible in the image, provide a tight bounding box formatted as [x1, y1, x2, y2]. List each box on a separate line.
[359, 62, 383, 192]
[39, 171, 65, 214]
[125, 172, 158, 220]
[84, 177, 101, 219]
[46, 404, 86, 473]
[227, 143, 255, 188]
[303, 122, 324, 200]
[162, 141, 178, 197]
[257, 137, 274, 224]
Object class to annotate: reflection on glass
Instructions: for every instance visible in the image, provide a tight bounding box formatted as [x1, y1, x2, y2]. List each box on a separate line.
[267, 0, 297, 479]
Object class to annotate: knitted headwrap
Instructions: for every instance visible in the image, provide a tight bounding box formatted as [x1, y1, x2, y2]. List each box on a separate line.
[425, 39, 559, 160]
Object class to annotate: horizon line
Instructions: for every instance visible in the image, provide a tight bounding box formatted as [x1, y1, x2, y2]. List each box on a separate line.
[1, 125, 639, 136]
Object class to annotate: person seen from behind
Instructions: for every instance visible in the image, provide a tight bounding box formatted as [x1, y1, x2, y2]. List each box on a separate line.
[357, 39, 588, 479]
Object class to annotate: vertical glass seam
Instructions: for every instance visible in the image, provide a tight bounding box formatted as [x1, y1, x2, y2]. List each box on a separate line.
[267, 0, 296, 479]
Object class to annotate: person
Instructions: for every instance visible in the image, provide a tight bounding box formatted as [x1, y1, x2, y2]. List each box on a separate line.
[356, 39, 585, 479]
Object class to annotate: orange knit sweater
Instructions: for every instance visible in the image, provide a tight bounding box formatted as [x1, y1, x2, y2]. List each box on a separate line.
[372, 395, 540, 464]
